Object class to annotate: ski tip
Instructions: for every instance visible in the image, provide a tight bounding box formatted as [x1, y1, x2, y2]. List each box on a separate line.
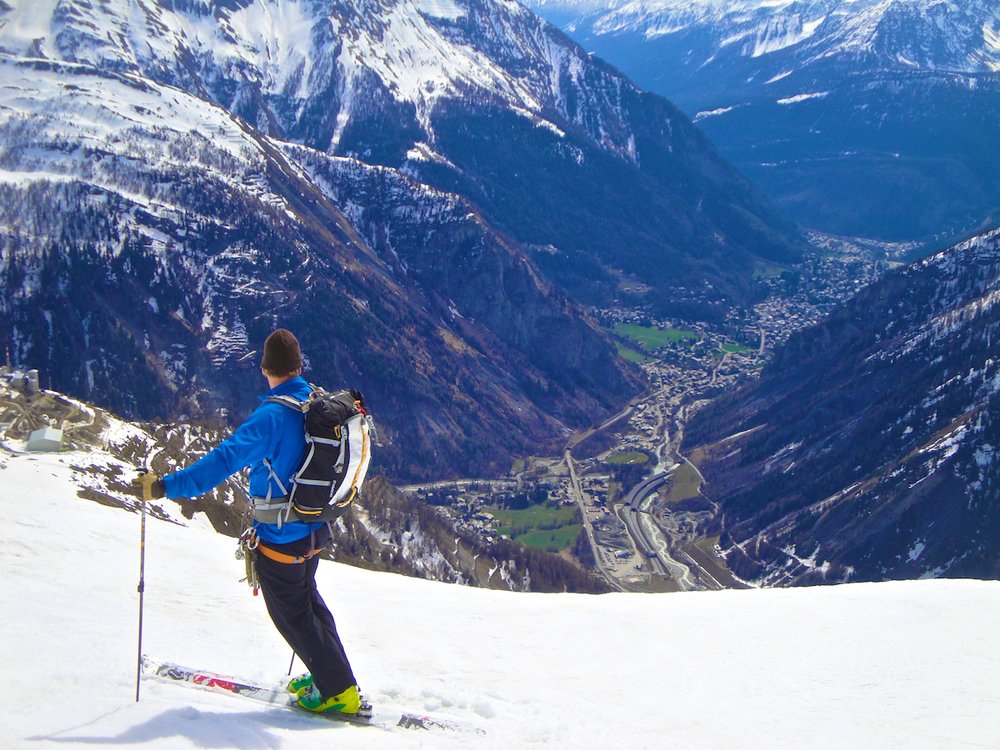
[396, 712, 487, 734]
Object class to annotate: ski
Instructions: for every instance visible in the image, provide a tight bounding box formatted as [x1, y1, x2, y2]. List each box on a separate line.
[140, 656, 483, 733]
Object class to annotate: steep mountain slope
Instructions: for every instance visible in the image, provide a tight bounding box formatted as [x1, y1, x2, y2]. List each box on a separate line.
[684, 227, 1000, 586]
[528, 0, 1000, 242]
[0, 0, 802, 307]
[0, 52, 637, 479]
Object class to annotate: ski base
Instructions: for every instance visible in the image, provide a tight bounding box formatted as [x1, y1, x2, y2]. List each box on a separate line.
[140, 656, 483, 734]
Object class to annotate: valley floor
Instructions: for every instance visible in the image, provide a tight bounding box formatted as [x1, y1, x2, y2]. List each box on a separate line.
[405, 233, 898, 592]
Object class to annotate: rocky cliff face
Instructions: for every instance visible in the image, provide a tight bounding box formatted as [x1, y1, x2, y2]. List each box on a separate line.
[685, 227, 1000, 585]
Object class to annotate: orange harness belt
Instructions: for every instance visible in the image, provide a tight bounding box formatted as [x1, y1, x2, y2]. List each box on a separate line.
[256, 543, 324, 565]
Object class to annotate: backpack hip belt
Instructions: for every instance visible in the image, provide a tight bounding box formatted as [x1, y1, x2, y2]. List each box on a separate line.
[256, 542, 325, 565]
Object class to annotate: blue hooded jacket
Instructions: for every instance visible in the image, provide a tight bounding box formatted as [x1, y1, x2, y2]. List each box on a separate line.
[162, 375, 324, 544]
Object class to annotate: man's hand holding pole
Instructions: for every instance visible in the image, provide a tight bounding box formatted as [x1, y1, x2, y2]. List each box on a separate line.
[133, 472, 165, 501]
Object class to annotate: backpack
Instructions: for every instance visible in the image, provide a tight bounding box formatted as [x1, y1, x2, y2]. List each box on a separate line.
[252, 387, 375, 527]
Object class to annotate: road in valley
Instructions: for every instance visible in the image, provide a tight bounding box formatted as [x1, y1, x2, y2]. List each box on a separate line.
[616, 466, 724, 591]
[564, 450, 625, 592]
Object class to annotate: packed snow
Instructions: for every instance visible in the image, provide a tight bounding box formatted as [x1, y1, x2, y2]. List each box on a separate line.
[2, 446, 999, 748]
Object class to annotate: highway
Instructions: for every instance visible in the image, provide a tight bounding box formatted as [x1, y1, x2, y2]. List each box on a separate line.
[616, 465, 724, 590]
[560, 376, 731, 591]
[619, 473, 669, 576]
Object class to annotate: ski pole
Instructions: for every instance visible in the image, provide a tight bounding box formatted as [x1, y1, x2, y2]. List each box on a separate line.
[135, 476, 148, 702]
[288, 652, 296, 676]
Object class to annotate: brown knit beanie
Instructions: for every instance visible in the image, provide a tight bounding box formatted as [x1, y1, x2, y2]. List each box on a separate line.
[261, 329, 302, 375]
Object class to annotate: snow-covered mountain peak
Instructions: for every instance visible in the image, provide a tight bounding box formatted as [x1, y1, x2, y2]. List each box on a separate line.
[531, 0, 1000, 72]
[527, 0, 1000, 241]
[0, 0, 608, 151]
[326, 0, 545, 125]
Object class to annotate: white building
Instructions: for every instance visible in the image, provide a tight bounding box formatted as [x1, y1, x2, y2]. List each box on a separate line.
[27, 427, 63, 452]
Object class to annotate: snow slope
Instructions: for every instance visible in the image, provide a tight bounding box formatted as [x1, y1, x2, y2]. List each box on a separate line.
[2, 448, 999, 749]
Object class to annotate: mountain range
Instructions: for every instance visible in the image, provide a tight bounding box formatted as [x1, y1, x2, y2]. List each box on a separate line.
[684, 225, 1000, 586]
[0, 0, 808, 478]
[527, 0, 1000, 243]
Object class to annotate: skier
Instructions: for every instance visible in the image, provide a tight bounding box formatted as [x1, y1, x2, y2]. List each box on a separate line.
[133, 328, 363, 716]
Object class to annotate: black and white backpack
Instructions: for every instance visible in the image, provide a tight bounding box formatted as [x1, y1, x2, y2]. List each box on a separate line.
[252, 387, 375, 527]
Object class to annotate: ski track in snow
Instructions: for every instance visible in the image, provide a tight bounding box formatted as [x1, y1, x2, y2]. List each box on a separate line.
[1, 449, 999, 748]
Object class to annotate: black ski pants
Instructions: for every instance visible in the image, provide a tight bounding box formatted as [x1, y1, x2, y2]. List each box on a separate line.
[255, 529, 357, 699]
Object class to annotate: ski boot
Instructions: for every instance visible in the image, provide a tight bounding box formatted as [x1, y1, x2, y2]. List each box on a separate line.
[286, 673, 313, 697]
[297, 683, 370, 717]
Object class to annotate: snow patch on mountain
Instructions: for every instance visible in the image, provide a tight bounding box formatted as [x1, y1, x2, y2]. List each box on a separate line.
[777, 91, 829, 104]
[718, 13, 827, 57]
[694, 104, 737, 120]
[333, 1, 542, 121]
[418, 0, 468, 20]
[985, 20, 1000, 70]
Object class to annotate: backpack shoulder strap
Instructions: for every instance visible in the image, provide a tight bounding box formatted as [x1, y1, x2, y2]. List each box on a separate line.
[265, 394, 309, 412]
[259, 395, 307, 500]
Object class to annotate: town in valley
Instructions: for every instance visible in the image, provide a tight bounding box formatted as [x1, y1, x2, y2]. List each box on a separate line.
[399, 234, 901, 591]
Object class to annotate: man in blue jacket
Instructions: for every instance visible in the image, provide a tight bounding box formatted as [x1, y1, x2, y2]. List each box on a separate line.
[134, 329, 363, 716]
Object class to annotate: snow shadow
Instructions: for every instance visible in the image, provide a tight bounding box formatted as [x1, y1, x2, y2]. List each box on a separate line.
[29, 705, 345, 748]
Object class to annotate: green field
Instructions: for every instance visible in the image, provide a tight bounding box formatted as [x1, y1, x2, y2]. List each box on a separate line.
[606, 480, 621, 506]
[662, 462, 703, 505]
[610, 323, 697, 351]
[605, 451, 650, 465]
[515, 526, 583, 552]
[614, 342, 650, 364]
[487, 503, 580, 552]
[722, 342, 752, 354]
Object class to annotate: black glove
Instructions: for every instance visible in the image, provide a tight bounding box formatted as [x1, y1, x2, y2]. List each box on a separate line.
[132, 472, 165, 501]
